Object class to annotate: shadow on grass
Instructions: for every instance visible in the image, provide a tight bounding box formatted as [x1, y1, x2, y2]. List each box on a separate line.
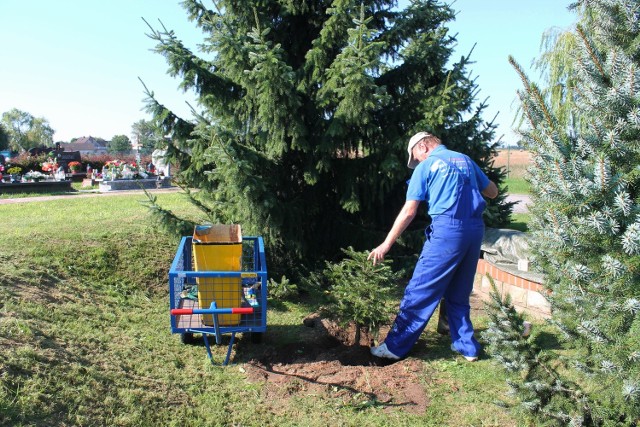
[173, 322, 477, 367]
[532, 330, 563, 351]
[0, 264, 68, 307]
[1, 325, 118, 427]
[507, 221, 529, 232]
[265, 299, 289, 312]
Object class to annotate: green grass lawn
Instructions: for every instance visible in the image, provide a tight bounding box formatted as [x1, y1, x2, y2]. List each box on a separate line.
[504, 177, 530, 195]
[0, 193, 532, 426]
[0, 181, 95, 199]
[507, 213, 531, 232]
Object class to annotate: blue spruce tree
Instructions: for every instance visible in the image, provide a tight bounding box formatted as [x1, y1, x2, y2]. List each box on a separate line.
[484, 1, 640, 424]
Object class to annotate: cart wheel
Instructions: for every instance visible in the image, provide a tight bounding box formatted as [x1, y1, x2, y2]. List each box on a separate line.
[250, 332, 263, 344]
[181, 332, 195, 344]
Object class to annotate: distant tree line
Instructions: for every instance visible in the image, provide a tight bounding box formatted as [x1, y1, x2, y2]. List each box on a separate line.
[0, 109, 165, 155]
[0, 108, 54, 152]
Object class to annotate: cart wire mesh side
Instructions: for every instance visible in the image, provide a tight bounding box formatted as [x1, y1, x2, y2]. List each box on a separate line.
[169, 236, 267, 364]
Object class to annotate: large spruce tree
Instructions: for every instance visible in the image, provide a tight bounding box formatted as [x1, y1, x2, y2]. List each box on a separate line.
[143, 0, 510, 272]
[484, 1, 640, 424]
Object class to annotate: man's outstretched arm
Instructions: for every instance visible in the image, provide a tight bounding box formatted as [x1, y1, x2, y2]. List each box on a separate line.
[368, 200, 420, 265]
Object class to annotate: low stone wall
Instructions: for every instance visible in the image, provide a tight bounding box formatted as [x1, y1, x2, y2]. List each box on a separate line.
[473, 258, 550, 319]
[0, 180, 72, 194]
[99, 177, 172, 192]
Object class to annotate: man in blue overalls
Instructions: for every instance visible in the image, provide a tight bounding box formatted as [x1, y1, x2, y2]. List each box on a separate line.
[368, 132, 498, 361]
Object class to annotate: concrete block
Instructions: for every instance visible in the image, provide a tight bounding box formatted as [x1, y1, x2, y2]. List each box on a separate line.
[504, 283, 528, 307]
[527, 290, 551, 316]
[99, 177, 172, 192]
[517, 259, 529, 272]
[479, 274, 500, 295]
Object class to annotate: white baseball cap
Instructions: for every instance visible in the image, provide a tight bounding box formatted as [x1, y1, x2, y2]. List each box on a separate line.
[407, 132, 431, 169]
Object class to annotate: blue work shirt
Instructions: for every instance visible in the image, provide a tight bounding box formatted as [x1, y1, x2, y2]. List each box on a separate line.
[406, 145, 490, 217]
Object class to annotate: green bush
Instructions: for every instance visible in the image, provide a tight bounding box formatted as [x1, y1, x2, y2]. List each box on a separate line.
[267, 275, 298, 301]
[8, 153, 49, 173]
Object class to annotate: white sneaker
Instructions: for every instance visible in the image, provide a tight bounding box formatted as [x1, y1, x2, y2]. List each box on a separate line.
[370, 343, 400, 360]
[451, 344, 478, 362]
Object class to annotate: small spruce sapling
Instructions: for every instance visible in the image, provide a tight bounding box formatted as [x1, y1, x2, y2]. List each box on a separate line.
[483, 278, 585, 422]
[322, 247, 398, 345]
[482, 279, 537, 372]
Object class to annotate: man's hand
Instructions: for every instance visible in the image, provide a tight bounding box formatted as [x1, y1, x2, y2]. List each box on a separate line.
[368, 200, 419, 265]
[368, 242, 391, 265]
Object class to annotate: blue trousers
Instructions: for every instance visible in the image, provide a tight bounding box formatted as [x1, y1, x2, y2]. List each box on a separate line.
[384, 216, 483, 358]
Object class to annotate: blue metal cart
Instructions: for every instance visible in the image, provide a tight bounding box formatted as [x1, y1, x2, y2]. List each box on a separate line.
[169, 236, 267, 365]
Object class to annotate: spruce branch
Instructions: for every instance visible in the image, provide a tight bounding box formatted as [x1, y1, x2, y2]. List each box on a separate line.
[180, 185, 220, 224]
[509, 56, 555, 129]
[140, 189, 195, 239]
[576, 24, 607, 80]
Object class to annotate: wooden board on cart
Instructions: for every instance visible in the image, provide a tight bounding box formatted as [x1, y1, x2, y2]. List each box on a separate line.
[175, 298, 203, 329]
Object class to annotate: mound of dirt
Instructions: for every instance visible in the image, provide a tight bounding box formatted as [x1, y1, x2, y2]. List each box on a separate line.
[241, 294, 488, 413]
[243, 315, 429, 414]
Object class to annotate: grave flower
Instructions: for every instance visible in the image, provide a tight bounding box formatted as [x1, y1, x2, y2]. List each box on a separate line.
[105, 160, 122, 168]
[24, 171, 48, 182]
[41, 159, 58, 173]
[68, 161, 82, 173]
[103, 159, 123, 180]
[101, 160, 147, 180]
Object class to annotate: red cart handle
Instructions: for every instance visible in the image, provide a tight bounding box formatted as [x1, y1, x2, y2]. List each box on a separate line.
[171, 307, 254, 315]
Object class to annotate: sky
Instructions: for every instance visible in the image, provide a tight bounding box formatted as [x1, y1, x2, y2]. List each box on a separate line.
[0, 1, 576, 146]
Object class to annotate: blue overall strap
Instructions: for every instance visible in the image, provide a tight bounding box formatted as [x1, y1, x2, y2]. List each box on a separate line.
[430, 154, 485, 219]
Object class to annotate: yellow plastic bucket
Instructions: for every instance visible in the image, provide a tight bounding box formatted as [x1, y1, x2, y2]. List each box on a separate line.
[192, 225, 242, 326]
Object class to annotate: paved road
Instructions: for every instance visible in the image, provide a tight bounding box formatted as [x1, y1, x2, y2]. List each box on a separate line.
[0, 187, 182, 205]
[506, 194, 531, 213]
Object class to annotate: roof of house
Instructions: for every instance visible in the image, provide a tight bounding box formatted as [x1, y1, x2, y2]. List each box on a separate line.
[63, 136, 108, 152]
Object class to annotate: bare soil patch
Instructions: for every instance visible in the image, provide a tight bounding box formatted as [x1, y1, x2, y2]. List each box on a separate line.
[243, 316, 429, 413]
[242, 294, 488, 414]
